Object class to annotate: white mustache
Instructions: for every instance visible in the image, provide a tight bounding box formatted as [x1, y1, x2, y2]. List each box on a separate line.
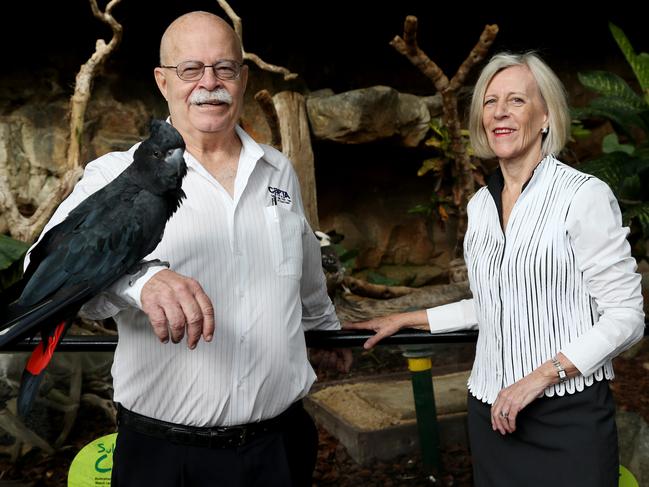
[189, 88, 233, 105]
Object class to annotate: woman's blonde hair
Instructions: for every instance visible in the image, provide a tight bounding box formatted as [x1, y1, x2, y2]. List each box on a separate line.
[468, 52, 571, 159]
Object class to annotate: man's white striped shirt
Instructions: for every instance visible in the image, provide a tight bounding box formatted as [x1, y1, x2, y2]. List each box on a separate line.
[31, 126, 339, 426]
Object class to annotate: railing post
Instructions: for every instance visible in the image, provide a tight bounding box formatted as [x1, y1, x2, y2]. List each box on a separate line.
[401, 345, 440, 477]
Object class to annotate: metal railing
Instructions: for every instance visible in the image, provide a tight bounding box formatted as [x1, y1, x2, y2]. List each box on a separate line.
[2, 329, 480, 352]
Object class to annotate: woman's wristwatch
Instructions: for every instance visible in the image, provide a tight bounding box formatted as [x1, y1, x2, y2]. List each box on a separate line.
[552, 356, 568, 383]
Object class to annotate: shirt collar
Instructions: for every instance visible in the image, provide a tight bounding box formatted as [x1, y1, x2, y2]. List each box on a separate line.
[160, 117, 272, 170]
[234, 125, 267, 167]
[487, 156, 550, 225]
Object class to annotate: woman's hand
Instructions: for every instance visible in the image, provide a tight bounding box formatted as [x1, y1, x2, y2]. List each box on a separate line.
[491, 357, 573, 435]
[343, 310, 429, 349]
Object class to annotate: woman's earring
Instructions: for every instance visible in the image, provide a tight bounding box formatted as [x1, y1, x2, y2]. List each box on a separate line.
[541, 127, 549, 135]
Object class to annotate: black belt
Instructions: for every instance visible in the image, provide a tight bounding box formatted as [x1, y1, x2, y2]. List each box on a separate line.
[116, 401, 302, 449]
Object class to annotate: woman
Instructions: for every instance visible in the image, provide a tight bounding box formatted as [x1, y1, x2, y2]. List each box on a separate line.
[345, 52, 645, 486]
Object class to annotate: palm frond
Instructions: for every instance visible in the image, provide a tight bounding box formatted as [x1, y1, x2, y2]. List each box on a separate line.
[610, 22, 649, 92]
[577, 71, 645, 109]
[623, 202, 649, 237]
[578, 152, 629, 190]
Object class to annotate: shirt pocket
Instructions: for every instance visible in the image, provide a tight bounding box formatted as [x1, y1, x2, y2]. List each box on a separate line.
[264, 205, 304, 279]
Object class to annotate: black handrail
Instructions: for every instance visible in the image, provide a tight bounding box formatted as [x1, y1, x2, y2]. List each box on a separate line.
[2, 325, 647, 352]
[1, 330, 480, 352]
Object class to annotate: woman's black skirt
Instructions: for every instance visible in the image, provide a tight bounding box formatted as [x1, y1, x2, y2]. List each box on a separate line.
[467, 380, 619, 487]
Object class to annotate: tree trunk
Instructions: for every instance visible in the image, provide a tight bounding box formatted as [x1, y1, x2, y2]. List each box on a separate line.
[272, 91, 320, 230]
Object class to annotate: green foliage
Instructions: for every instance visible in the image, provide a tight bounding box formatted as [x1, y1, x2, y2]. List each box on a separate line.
[0, 234, 29, 291]
[408, 191, 452, 224]
[418, 118, 474, 178]
[365, 270, 400, 287]
[332, 243, 358, 272]
[574, 23, 649, 259]
[412, 118, 475, 228]
[609, 23, 649, 100]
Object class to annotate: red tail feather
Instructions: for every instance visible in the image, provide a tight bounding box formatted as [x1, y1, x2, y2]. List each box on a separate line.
[25, 321, 67, 375]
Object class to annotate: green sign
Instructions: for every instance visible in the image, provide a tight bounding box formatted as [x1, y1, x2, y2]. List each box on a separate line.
[619, 465, 639, 487]
[68, 433, 117, 487]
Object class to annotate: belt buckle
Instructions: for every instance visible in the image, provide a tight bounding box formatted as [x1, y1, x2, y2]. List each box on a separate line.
[236, 426, 248, 446]
[210, 425, 248, 448]
[228, 426, 247, 447]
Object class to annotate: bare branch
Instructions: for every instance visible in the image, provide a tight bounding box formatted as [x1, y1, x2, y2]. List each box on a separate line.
[216, 0, 242, 38]
[244, 52, 298, 80]
[390, 16, 498, 259]
[449, 24, 499, 92]
[254, 89, 282, 150]
[82, 393, 117, 424]
[0, 408, 54, 455]
[69, 0, 123, 172]
[0, 166, 23, 235]
[335, 281, 471, 322]
[216, 0, 298, 80]
[0, 0, 123, 243]
[402, 16, 418, 55]
[343, 276, 415, 299]
[390, 16, 448, 91]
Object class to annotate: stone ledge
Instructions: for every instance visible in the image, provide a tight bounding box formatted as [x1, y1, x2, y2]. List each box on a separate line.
[305, 370, 470, 465]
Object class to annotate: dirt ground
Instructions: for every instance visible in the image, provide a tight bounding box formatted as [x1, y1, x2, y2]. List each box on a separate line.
[1, 339, 647, 486]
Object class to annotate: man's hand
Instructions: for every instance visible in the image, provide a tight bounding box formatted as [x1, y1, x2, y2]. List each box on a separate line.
[140, 269, 215, 349]
[309, 348, 353, 374]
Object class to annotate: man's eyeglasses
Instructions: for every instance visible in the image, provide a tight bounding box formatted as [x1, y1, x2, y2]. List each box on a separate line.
[160, 60, 243, 81]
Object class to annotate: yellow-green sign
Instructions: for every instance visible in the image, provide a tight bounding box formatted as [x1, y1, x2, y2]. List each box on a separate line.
[68, 433, 117, 487]
[619, 465, 639, 487]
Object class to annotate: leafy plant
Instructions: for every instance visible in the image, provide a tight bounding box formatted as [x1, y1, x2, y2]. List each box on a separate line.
[332, 243, 358, 272]
[573, 22, 649, 260]
[411, 119, 476, 227]
[408, 191, 452, 225]
[417, 118, 474, 178]
[365, 270, 400, 287]
[0, 234, 29, 291]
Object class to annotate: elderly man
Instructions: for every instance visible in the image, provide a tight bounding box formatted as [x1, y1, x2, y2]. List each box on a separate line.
[33, 11, 350, 487]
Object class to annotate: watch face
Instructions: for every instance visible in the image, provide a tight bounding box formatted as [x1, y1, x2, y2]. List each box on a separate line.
[552, 358, 567, 382]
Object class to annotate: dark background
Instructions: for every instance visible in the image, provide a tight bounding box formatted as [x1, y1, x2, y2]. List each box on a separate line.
[7, 1, 648, 95]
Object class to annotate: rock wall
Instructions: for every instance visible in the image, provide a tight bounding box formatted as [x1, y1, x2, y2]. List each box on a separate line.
[0, 67, 624, 278]
[0, 71, 453, 274]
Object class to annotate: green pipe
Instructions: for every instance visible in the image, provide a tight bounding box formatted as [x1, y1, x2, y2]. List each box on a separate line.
[404, 348, 440, 474]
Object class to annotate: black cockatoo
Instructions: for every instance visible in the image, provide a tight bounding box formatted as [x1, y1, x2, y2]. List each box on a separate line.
[0, 119, 187, 417]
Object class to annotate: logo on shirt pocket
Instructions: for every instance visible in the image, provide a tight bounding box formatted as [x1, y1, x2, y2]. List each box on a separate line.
[268, 186, 292, 205]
